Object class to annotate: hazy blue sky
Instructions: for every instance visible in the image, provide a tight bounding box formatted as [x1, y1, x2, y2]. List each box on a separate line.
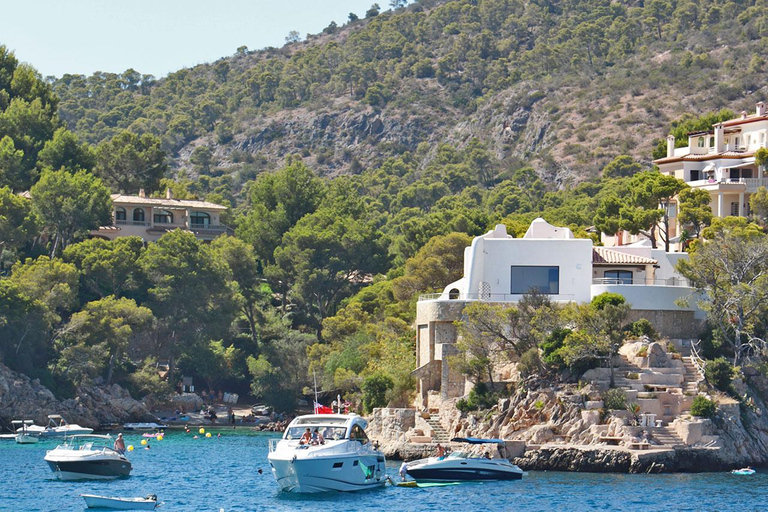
[0, 0, 391, 78]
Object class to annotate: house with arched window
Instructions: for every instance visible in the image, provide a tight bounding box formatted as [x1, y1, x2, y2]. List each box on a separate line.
[91, 189, 231, 242]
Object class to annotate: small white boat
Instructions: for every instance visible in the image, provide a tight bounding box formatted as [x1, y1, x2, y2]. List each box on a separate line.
[404, 437, 524, 482]
[12, 420, 40, 444]
[268, 414, 386, 493]
[20, 414, 93, 437]
[81, 494, 158, 510]
[123, 422, 168, 431]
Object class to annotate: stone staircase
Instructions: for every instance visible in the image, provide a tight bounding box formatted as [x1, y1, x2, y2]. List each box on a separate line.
[681, 356, 703, 395]
[424, 415, 451, 443]
[612, 355, 645, 391]
[650, 425, 684, 447]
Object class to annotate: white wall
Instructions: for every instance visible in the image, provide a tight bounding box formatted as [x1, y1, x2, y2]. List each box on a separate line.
[590, 284, 705, 319]
[455, 237, 593, 302]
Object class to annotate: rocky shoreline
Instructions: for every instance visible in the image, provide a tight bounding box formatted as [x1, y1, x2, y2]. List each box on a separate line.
[0, 362, 157, 430]
[367, 342, 768, 473]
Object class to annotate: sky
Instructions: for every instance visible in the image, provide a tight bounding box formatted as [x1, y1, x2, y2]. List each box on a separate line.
[0, 0, 392, 78]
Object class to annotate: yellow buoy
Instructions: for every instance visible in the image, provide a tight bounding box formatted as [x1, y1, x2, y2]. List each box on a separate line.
[127, 445, 134, 451]
[141, 439, 148, 445]
[205, 432, 212, 438]
[199, 428, 205, 434]
[157, 435, 163, 441]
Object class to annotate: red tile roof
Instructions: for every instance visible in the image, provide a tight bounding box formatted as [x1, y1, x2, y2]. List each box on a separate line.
[593, 247, 657, 265]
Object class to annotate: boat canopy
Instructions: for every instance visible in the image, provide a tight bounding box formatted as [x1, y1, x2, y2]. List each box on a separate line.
[451, 437, 506, 444]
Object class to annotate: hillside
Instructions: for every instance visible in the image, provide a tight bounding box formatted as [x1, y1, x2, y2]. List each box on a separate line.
[50, 0, 768, 194]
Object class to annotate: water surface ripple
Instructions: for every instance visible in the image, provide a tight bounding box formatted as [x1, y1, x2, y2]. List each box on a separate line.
[1, 431, 765, 511]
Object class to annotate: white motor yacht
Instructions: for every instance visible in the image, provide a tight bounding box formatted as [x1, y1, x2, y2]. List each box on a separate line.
[44, 434, 132, 480]
[268, 414, 386, 493]
[12, 420, 40, 444]
[404, 437, 524, 482]
[20, 414, 93, 437]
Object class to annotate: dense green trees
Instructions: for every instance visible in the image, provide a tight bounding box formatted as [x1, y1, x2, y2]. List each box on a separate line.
[95, 131, 167, 193]
[30, 168, 112, 256]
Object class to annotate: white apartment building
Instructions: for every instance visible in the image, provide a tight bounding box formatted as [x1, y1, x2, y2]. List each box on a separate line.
[654, 101, 768, 220]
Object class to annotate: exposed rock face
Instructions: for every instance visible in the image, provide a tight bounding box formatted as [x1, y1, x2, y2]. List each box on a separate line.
[0, 363, 158, 429]
[514, 446, 731, 473]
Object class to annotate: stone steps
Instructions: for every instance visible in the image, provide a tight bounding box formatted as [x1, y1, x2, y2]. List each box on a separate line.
[424, 416, 451, 443]
[650, 426, 684, 447]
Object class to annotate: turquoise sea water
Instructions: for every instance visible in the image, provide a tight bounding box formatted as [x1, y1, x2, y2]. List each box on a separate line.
[1, 430, 766, 511]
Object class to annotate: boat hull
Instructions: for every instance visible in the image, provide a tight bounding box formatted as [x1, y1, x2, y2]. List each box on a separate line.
[406, 459, 523, 482]
[81, 494, 156, 510]
[45, 458, 132, 480]
[269, 453, 386, 493]
[15, 434, 39, 444]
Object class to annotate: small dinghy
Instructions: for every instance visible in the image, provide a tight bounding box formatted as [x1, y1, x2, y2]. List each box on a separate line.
[732, 468, 756, 475]
[81, 494, 158, 510]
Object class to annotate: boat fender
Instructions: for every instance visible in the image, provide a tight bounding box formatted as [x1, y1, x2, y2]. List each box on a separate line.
[291, 454, 297, 464]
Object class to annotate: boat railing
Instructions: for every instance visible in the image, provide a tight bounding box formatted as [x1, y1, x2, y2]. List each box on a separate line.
[269, 438, 373, 457]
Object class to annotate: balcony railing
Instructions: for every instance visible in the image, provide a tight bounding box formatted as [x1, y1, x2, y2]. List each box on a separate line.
[115, 219, 150, 226]
[418, 292, 576, 302]
[189, 223, 229, 233]
[592, 277, 690, 287]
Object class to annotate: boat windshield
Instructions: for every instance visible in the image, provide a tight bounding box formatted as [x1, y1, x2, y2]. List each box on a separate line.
[284, 426, 347, 441]
[446, 451, 469, 459]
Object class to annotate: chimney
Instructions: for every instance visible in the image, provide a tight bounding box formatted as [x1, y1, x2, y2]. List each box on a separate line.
[757, 101, 766, 117]
[138, 188, 146, 198]
[714, 123, 724, 153]
[166, 188, 173, 199]
[742, 110, 748, 119]
[667, 135, 675, 158]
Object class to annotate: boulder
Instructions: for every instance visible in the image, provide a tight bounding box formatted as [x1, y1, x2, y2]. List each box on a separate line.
[646, 342, 670, 368]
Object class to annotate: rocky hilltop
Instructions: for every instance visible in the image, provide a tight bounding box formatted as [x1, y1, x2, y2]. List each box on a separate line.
[368, 340, 768, 472]
[0, 362, 157, 431]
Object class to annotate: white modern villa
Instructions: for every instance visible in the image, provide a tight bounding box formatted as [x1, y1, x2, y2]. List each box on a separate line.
[91, 189, 231, 243]
[413, 219, 703, 406]
[654, 101, 768, 220]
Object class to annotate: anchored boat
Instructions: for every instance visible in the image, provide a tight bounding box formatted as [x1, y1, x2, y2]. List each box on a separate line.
[81, 494, 158, 510]
[404, 437, 524, 482]
[12, 420, 40, 444]
[268, 414, 386, 493]
[44, 435, 131, 480]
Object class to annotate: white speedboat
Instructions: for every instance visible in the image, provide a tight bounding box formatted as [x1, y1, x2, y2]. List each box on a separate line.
[405, 437, 524, 482]
[12, 420, 40, 444]
[44, 435, 132, 480]
[81, 494, 158, 510]
[123, 422, 168, 431]
[268, 414, 386, 493]
[20, 414, 93, 437]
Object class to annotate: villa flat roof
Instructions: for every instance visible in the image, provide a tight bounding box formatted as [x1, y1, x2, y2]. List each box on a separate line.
[111, 194, 227, 211]
[593, 247, 657, 265]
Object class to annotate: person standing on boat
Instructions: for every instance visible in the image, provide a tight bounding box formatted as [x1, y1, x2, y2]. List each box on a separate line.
[114, 433, 126, 455]
[435, 443, 445, 459]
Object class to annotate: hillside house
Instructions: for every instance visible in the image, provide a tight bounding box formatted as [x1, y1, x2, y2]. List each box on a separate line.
[413, 219, 703, 409]
[654, 101, 768, 227]
[91, 189, 231, 243]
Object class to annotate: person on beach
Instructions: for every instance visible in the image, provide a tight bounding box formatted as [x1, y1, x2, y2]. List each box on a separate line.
[114, 433, 126, 455]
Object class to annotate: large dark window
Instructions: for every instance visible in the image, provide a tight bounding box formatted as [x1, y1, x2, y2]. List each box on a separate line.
[115, 207, 126, 221]
[511, 266, 559, 294]
[604, 270, 633, 284]
[190, 211, 210, 226]
[153, 210, 173, 224]
[133, 208, 145, 222]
